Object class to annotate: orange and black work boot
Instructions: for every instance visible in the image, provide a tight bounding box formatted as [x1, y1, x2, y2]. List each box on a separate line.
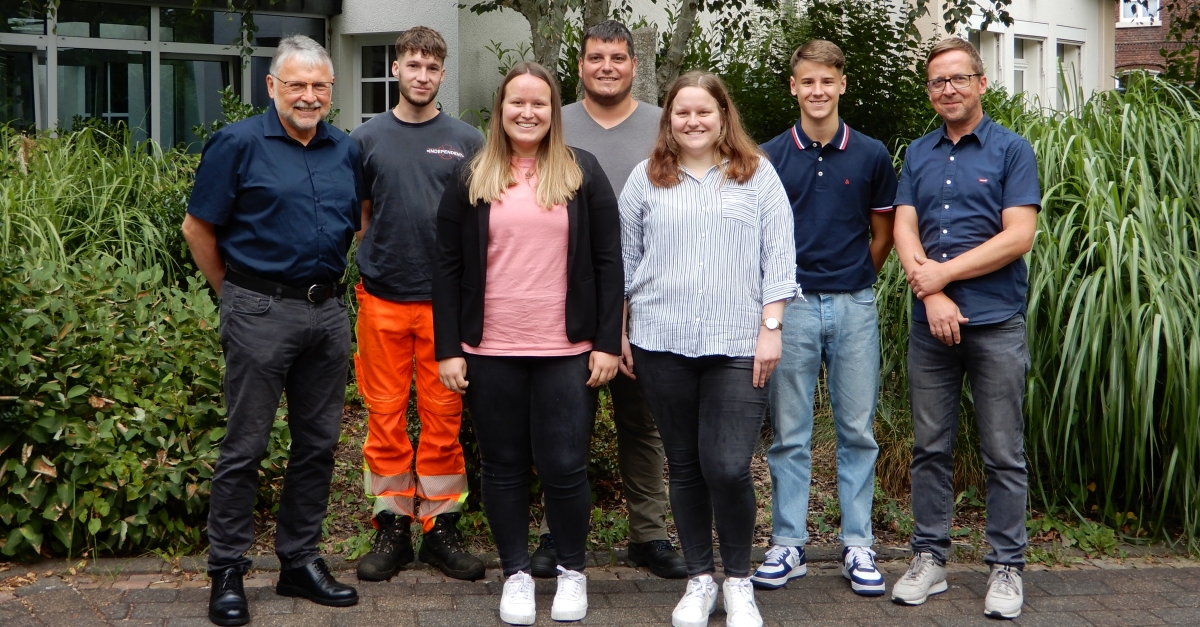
[418, 512, 486, 580]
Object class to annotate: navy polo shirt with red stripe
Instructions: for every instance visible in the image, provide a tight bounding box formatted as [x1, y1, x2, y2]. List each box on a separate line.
[761, 119, 898, 293]
[894, 114, 1042, 326]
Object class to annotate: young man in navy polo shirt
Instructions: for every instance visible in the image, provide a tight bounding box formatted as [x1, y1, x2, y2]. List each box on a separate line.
[755, 40, 896, 597]
[890, 38, 1039, 620]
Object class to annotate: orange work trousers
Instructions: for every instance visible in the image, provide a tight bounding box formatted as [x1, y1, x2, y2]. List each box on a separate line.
[354, 285, 467, 532]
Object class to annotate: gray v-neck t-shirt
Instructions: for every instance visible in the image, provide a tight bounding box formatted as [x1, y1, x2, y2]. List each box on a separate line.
[562, 100, 662, 199]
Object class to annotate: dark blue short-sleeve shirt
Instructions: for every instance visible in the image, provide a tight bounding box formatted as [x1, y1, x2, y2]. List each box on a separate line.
[761, 120, 898, 292]
[895, 114, 1041, 326]
[186, 102, 363, 286]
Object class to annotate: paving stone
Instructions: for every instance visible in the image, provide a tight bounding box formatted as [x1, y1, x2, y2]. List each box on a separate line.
[413, 581, 490, 595]
[23, 589, 89, 613]
[561, 607, 662, 624]
[252, 598, 297, 615]
[1162, 592, 1200, 607]
[803, 600, 889, 620]
[79, 588, 126, 604]
[416, 608, 501, 626]
[853, 616, 940, 627]
[1100, 575, 1187, 594]
[375, 593, 454, 611]
[1024, 595, 1106, 612]
[1076, 609, 1167, 625]
[98, 602, 132, 620]
[14, 576, 70, 597]
[1096, 593, 1177, 610]
[162, 618, 214, 627]
[332, 610, 416, 627]
[34, 611, 111, 627]
[1005, 613, 1095, 626]
[174, 588, 209, 603]
[241, 613, 334, 627]
[1034, 579, 1115, 596]
[930, 615, 1001, 627]
[1151, 607, 1200, 624]
[124, 588, 180, 604]
[128, 601, 210, 619]
[0, 591, 17, 603]
[114, 620, 167, 627]
[602, 592, 681, 608]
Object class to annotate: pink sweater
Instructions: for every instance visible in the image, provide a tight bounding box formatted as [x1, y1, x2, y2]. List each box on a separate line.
[463, 158, 594, 357]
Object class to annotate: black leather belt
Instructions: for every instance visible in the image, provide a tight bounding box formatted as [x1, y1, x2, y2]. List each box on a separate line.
[225, 269, 346, 302]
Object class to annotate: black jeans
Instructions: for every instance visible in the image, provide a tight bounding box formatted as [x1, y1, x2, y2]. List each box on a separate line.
[208, 280, 351, 572]
[462, 352, 597, 576]
[631, 347, 767, 577]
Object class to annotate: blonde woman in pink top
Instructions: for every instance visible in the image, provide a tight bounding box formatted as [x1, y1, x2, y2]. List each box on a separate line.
[432, 62, 624, 625]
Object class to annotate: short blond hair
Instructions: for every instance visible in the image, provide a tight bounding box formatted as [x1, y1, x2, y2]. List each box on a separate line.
[791, 40, 845, 74]
[926, 37, 985, 76]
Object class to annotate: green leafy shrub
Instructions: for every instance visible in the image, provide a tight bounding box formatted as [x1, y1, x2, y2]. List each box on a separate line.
[0, 255, 290, 559]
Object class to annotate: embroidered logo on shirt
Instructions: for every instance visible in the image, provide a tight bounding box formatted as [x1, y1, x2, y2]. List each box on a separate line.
[844, 179, 850, 185]
[427, 145, 466, 160]
[978, 178, 989, 183]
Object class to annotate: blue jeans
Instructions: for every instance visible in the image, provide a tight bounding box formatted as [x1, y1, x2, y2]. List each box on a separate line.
[907, 314, 1030, 567]
[767, 288, 880, 548]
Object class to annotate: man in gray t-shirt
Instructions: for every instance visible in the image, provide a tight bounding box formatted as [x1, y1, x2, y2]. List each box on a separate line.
[531, 20, 686, 581]
[349, 27, 485, 585]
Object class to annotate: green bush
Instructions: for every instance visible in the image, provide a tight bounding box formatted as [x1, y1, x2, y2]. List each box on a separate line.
[0, 255, 290, 559]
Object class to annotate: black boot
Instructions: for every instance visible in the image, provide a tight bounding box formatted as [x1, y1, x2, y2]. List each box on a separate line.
[208, 567, 249, 626]
[356, 511, 414, 581]
[530, 533, 558, 578]
[418, 512, 486, 581]
[628, 539, 688, 579]
[276, 557, 359, 607]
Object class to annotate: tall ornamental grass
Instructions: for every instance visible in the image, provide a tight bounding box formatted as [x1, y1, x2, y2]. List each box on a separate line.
[0, 126, 196, 279]
[874, 75, 1200, 551]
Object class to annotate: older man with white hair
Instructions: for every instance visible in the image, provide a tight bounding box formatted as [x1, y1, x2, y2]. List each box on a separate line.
[182, 35, 363, 626]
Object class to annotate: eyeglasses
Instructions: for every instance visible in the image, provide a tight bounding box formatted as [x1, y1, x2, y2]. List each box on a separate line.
[925, 74, 981, 93]
[271, 75, 333, 96]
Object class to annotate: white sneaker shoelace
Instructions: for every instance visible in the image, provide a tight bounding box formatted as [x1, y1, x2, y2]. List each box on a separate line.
[901, 553, 935, 583]
[845, 547, 875, 571]
[555, 567, 586, 603]
[678, 575, 715, 611]
[763, 545, 791, 564]
[989, 567, 1020, 598]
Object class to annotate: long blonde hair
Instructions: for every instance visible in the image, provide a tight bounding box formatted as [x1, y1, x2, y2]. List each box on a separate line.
[468, 62, 583, 208]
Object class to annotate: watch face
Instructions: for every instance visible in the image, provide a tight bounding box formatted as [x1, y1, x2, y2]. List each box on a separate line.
[764, 318, 780, 330]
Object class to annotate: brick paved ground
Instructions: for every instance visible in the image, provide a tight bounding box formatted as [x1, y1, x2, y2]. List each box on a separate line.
[2, 553, 1198, 627]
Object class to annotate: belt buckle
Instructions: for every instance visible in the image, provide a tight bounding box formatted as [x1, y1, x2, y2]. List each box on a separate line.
[307, 284, 325, 302]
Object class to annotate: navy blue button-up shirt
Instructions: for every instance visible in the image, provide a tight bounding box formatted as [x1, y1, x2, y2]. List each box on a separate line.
[895, 114, 1041, 325]
[762, 119, 898, 292]
[187, 103, 363, 286]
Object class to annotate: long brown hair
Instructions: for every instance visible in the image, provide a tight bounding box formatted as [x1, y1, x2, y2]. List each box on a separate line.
[647, 71, 761, 188]
[467, 62, 583, 208]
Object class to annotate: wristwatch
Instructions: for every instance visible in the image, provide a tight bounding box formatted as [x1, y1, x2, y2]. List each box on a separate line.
[761, 317, 783, 331]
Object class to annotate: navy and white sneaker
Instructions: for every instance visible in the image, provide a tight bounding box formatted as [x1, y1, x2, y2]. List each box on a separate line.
[750, 545, 806, 590]
[841, 546, 885, 596]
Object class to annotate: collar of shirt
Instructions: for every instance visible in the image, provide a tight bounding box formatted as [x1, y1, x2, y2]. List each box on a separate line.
[933, 113, 995, 149]
[790, 119, 849, 152]
[262, 101, 338, 146]
[680, 159, 730, 184]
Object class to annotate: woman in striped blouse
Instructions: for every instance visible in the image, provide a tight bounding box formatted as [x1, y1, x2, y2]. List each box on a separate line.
[619, 72, 797, 627]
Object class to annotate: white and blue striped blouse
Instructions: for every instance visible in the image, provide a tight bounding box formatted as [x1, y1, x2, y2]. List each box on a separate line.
[620, 155, 798, 358]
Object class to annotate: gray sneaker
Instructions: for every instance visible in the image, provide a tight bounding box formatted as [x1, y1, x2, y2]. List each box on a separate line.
[983, 565, 1023, 619]
[891, 552, 948, 605]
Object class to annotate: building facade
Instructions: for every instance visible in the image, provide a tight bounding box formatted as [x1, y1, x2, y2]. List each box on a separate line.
[0, 0, 1116, 149]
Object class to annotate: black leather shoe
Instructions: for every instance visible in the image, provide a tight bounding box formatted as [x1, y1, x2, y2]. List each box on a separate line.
[418, 512, 486, 581]
[530, 533, 558, 579]
[276, 557, 359, 607]
[356, 511, 414, 581]
[208, 567, 249, 626]
[628, 540, 688, 579]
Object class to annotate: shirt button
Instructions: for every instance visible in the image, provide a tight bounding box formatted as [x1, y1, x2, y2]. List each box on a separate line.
[942, 253, 948, 258]
[818, 171, 824, 177]
[946, 180, 952, 185]
[944, 204, 949, 209]
[817, 157, 823, 161]
[942, 229, 948, 234]
[950, 156, 955, 161]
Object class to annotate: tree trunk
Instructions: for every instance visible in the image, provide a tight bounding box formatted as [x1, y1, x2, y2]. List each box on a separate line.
[657, 0, 700, 98]
[576, 0, 612, 99]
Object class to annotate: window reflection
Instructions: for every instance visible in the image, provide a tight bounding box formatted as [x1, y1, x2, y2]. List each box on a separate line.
[160, 7, 242, 46]
[0, 48, 36, 130]
[251, 14, 324, 47]
[162, 58, 231, 152]
[58, 48, 150, 142]
[56, 1, 150, 40]
[1, 0, 46, 35]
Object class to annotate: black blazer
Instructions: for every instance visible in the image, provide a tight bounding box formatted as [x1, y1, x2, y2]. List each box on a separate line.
[432, 147, 624, 360]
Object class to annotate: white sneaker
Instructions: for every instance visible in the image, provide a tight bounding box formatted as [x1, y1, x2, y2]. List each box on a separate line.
[722, 577, 763, 627]
[841, 546, 886, 596]
[984, 565, 1023, 619]
[499, 571, 536, 625]
[891, 552, 948, 605]
[551, 566, 587, 622]
[671, 574, 718, 627]
[750, 544, 806, 589]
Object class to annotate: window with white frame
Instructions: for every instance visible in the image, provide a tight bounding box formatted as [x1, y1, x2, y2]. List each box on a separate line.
[1120, 0, 1161, 24]
[1056, 43, 1082, 109]
[1012, 37, 1043, 101]
[360, 44, 398, 124]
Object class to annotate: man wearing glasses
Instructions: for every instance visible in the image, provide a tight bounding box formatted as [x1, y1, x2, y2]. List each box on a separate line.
[890, 38, 1040, 620]
[183, 35, 362, 626]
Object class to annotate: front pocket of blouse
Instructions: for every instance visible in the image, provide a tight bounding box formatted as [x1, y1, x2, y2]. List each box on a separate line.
[720, 187, 758, 228]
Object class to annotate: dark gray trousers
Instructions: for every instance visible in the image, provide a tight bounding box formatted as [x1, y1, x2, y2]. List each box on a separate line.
[206, 280, 351, 572]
